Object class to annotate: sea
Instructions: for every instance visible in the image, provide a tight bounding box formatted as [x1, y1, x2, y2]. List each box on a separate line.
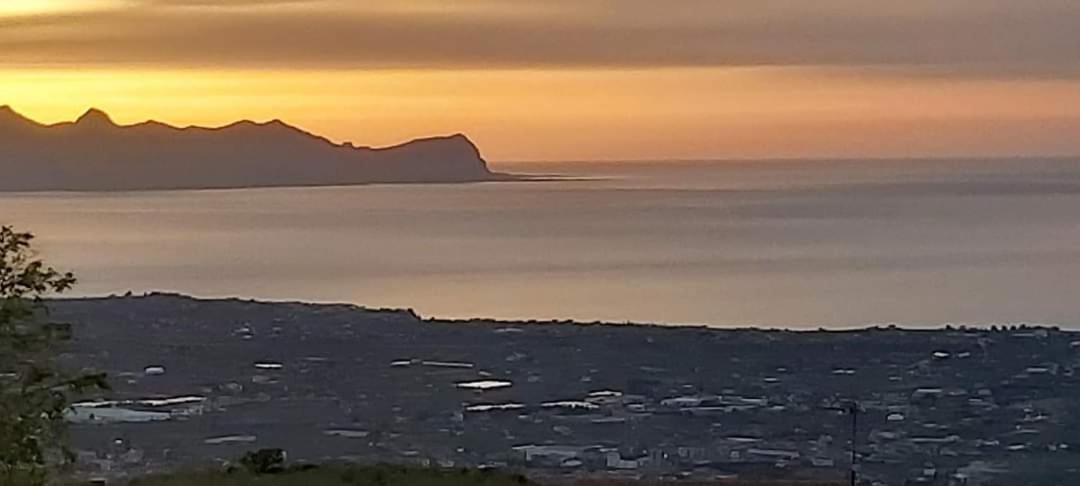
[4, 158, 1080, 328]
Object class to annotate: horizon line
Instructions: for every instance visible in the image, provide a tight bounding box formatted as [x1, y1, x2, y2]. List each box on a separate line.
[8, 104, 1080, 164]
[495, 154, 1080, 164]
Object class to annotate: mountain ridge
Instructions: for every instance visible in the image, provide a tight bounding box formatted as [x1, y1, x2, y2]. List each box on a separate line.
[0, 106, 508, 192]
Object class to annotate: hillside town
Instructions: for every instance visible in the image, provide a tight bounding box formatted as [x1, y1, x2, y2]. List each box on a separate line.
[54, 294, 1080, 486]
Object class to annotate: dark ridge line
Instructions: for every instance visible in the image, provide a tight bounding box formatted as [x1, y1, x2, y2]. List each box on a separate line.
[0, 104, 473, 153]
[47, 293, 1076, 334]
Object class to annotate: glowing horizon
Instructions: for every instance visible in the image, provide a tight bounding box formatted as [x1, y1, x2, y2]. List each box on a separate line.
[2, 0, 1079, 161]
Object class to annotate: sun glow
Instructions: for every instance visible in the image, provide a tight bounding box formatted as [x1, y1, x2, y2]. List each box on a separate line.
[0, 0, 119, 16]
[4, 67, 1080, 161]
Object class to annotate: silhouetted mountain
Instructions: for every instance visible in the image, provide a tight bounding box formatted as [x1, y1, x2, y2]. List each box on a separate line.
[0, 106, 508, 191]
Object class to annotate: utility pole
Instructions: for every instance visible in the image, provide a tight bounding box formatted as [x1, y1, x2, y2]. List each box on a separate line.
[848, 401, 858, 486]
[826, 400, 859, 486]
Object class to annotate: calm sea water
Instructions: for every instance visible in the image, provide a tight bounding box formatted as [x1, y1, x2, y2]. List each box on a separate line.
[4, 158, 1080, 328]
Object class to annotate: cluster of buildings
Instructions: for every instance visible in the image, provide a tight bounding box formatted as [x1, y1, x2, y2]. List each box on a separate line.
[53, 294, 1080, 485]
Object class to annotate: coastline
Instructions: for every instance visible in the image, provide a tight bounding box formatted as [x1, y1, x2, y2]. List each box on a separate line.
[52, 292, 1074, 331]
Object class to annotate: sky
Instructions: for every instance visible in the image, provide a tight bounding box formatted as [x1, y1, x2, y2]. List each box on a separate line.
[1, 0, 1079, 161]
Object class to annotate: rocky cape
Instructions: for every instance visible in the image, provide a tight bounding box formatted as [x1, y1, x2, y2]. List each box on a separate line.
[0, 106, 511, 191]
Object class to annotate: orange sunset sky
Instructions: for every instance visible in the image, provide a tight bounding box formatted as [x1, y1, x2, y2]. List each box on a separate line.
[2, 0, 1079, 161]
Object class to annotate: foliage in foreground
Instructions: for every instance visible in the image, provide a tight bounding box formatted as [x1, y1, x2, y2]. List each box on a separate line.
[0, 226, 107, 485]
[119, 464, 534, 486]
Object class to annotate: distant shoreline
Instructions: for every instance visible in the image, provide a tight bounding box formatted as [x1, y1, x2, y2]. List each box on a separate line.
[0, 173, 594, 194]
[50, 292, 1073, 332]
[0, 172, 516, 194]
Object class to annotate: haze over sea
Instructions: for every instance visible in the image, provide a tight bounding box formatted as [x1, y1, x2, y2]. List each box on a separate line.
[5, 158, 1080, 328]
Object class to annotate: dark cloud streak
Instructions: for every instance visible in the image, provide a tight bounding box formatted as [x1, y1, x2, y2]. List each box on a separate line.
[1, 0, 1077, 79]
